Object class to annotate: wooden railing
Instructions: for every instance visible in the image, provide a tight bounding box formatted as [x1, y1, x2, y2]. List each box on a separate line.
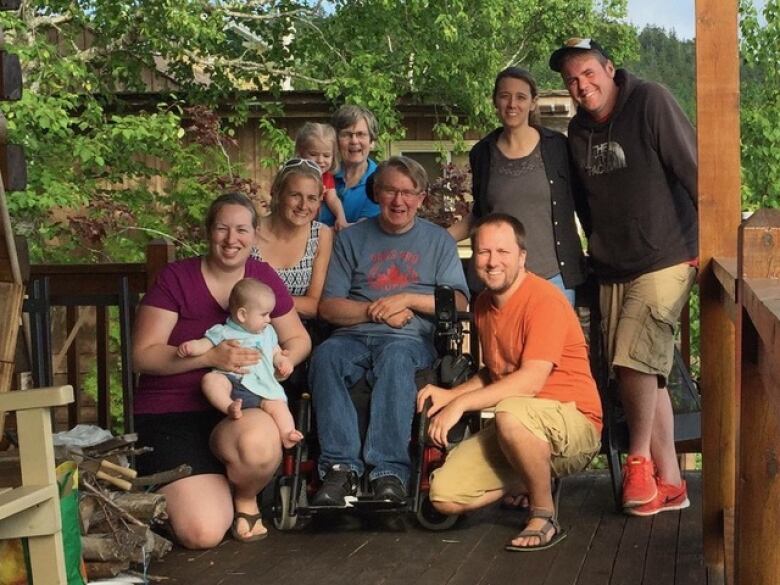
[710, 209, 780, 585]
[24, 240, 174, 432]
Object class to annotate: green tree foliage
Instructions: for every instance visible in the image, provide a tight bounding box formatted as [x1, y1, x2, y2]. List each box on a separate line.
[0, 0, 313, 261]
[740, 0, 780, 209]
[624, 26, 695, 121]
[0, 0, 640, 262]
[296, 0, 637, 143]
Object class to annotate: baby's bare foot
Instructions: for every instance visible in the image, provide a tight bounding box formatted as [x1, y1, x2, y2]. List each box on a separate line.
[282, 429, 304, 449]
[228, 399, 243, 420]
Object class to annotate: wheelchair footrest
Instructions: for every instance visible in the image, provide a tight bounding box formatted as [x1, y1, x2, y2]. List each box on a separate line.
[301, 495, 408, 514]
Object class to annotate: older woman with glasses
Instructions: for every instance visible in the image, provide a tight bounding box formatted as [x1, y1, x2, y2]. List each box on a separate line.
[253, 158, 333, 320]
[318, 105, 381, 227]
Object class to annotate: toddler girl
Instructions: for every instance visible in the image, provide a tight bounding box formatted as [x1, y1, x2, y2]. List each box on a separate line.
[295, 122, 348, 231]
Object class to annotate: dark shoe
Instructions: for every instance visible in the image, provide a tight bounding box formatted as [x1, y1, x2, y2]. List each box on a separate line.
[371, 475, 407, 503]
[311, 465, 359, 507]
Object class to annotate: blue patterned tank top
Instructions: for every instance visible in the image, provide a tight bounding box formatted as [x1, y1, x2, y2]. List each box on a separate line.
[251, 221, 322, 296]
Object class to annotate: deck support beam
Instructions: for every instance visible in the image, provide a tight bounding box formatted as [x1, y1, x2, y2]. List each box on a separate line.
[695, 0, 741, 576]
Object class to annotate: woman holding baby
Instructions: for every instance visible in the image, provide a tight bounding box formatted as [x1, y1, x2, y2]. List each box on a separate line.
[132, 191, 311, 548]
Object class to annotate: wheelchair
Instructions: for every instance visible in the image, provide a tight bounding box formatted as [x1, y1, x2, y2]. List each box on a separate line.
[270, 285, 477, 531]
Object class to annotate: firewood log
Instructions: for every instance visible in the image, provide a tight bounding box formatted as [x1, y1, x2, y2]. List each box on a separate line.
[109, 491, 167, 523]
[85, 561, 129, 580]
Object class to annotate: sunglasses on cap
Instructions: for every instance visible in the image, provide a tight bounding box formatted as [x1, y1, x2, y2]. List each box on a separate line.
[549, 37, 610, 72]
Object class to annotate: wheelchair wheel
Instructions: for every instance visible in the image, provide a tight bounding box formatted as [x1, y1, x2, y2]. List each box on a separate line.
[416, 491, 459, 531]
[274, 480, 307, 531]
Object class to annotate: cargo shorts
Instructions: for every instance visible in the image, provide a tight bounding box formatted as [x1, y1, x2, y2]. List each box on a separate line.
[600, 263, 696, 386]
[429, 397, 600, 506]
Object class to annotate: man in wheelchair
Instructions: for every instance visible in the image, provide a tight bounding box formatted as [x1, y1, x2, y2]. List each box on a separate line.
[418, 214, 602, 551]
[308, 156, 469, 507]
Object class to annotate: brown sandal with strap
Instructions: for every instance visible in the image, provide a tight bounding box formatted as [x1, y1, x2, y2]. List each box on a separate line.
[230, 512, 268, 543]
[505, 507, 567, 552]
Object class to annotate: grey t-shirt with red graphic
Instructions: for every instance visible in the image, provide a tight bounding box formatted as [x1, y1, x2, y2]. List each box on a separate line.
[323, 217, 469, 340]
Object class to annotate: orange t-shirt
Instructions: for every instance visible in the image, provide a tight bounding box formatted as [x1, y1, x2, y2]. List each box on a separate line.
[474, 273, 603, 433]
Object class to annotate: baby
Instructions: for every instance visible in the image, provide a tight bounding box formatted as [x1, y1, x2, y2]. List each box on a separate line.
[177, 278, 303, 448]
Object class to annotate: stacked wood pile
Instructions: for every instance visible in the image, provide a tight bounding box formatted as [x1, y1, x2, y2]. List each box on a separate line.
[67, 434, 191, 580]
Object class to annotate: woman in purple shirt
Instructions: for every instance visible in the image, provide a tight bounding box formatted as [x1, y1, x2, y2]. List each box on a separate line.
[132, 192, 311, 548]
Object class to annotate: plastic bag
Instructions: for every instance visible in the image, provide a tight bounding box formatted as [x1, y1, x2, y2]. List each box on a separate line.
[55, 461, 87, 585]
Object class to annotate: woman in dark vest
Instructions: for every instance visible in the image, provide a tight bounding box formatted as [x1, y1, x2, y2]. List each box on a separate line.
[448, 67, 587, 304]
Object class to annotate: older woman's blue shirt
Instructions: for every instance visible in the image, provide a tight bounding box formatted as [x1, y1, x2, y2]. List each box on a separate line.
[319, 159, 380, 225]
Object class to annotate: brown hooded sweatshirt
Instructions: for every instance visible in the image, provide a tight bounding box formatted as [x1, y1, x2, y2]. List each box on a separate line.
[567, 69, 698, 283]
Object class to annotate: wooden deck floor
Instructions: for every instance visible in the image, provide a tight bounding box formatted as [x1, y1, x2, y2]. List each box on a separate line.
[149, 471, 705, 585]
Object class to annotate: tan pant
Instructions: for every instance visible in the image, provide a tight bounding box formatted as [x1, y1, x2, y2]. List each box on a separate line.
[429, 397, 600, 506]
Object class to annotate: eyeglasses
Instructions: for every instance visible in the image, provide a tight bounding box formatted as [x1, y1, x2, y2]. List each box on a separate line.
[280, 158, 322, 175]
[338, 130, 371, 141]
[378, 186, 422, 200]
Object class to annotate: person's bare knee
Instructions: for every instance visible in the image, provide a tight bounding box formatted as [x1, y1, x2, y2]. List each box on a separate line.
[202, 372, 231, 395]
[218, 413, 282, 466]
[173, 519, 226, 550]
[236, 429, 280, 468]
[161, 475, 232, 550]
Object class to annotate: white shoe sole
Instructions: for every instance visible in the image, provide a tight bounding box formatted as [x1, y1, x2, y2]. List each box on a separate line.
[624, 497, 691, 517]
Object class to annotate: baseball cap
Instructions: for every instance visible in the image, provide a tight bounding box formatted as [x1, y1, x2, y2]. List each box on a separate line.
[549, 37, 611, 72]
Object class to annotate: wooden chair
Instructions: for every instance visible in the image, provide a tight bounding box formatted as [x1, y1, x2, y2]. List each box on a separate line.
[0, 384, 74, 585]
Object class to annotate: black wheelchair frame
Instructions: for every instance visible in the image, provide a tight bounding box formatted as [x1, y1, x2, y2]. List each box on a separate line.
[270, 285, 477, 531]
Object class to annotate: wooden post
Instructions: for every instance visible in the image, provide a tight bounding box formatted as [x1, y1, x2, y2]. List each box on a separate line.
[696, 0, 741, 578]
[96, 306, 110, 430]
[734, 210, 780, 585]
[65, 306, 81, 428]
[145, 239, 175, 292]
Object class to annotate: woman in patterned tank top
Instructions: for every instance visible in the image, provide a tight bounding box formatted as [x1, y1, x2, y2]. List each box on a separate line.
[253, 158, 333, 320]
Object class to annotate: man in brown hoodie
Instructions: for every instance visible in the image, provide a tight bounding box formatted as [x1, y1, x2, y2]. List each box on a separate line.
[550, 38, 698, 517]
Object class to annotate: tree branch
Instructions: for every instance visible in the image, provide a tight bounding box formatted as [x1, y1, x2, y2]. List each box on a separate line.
[182, 49, 335, 85]
[223, 8, 312, 22]
[29, 13, 74, 29]
[296, 16, 349, 66]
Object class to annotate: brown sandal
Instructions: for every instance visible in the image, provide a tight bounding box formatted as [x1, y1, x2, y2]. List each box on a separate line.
[230, 512, 268, 543]
[505, 507, 567, 552]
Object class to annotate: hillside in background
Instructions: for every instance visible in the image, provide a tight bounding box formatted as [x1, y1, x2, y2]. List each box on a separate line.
[625, 26, 696, 121]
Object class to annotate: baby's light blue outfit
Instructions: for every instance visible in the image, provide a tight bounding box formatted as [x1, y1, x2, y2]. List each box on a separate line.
[204, 318, 287, 402]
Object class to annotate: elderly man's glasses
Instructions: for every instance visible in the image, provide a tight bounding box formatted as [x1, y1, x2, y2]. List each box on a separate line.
[281, 158, 322, 175]
[379, 186, 422, 200]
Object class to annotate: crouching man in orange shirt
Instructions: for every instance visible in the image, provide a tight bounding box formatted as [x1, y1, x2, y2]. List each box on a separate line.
[417, 212, 602, 552]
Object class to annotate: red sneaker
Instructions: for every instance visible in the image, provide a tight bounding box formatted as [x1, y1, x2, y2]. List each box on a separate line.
[625, 479, 690, 517]
[622, 455, 657, 507]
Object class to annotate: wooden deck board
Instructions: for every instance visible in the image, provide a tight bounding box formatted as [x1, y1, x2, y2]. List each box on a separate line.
[643, 500, 679, 585]
[675, 473, 707, 585]
[148, 472, 706, 585]
[609, 510, 652, 585]
[574, 478, 626, 585]
[543, 474, 605, 585]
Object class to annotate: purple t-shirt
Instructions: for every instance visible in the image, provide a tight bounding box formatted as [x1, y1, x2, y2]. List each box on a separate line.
[134, 257, 294, 415]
